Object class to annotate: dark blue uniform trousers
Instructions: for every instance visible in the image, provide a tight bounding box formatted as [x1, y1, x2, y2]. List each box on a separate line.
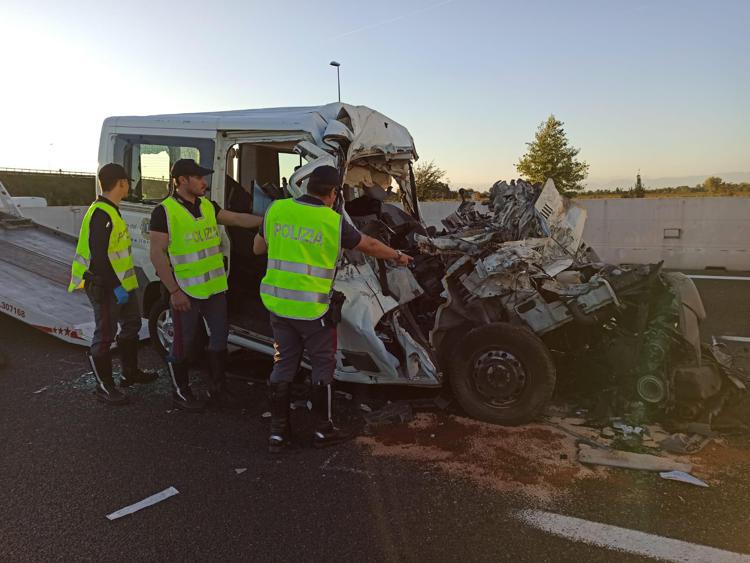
[269, 313, 337, 385]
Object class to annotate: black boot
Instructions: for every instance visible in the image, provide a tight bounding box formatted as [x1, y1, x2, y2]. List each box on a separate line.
[207, 349, 240, 408]
[168, 361, 205, 412]
[117, 338, 158, 387]
[88, 351, 128, 405]
[311, 383, 351, 448]
[268, 382, 291, 453]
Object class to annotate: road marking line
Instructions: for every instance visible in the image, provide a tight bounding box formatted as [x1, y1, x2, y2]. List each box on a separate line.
[516, 509, 750, 562]
[720, 336, 750, 343]
[688, 275, 750, 281]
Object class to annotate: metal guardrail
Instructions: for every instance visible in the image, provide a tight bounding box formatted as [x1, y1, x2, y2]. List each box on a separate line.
[0, 167, 95, 177]
[0, 167, 168, 182]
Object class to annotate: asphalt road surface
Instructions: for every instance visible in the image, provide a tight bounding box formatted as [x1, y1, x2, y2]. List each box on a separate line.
[1, 273, 749, 562]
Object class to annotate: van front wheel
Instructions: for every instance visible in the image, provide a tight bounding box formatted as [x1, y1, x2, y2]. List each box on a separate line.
[448, 323, 556, 426]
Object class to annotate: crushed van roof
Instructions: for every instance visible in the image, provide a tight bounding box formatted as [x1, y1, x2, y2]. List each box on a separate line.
[104, 102, 417, 160]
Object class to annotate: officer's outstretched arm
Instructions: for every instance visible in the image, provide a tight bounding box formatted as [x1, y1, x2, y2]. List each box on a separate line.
[217, 209, 263, 229]
[356, 235, 413, 266]
[253, 233, 268, 255]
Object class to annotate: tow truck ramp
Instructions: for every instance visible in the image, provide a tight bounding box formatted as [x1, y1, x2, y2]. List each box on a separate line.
[0, 181, 99, 345]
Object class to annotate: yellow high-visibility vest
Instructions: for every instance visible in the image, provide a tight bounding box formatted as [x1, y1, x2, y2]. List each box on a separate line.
[162, 196, 228, 299]
[260, 199, 342, 320]
[68, 201, 137, 292]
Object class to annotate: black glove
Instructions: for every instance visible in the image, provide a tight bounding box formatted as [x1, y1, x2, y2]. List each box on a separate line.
[328, 290, 346, 325]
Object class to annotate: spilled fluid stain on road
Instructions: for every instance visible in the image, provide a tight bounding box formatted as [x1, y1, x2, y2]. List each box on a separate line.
[358, 413, 607, 502]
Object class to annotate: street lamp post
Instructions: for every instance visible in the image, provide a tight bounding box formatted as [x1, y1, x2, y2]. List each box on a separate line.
[329, 61, 341, 102]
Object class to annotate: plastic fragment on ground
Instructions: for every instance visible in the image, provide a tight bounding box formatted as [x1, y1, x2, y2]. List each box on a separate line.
[363, 401, 413, 427]
[578, 444, 692, 472]
[106, 486, 179, 521]
[235, 468, 247, 475]
[659, 471, 709, 488]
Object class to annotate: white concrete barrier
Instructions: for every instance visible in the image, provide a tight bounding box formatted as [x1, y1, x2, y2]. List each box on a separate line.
[416, 197, 750, 271]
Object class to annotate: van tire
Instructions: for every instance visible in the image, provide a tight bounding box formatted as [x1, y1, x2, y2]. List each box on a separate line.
[147, 299, 207, 364]
[448, 323, 556, 426]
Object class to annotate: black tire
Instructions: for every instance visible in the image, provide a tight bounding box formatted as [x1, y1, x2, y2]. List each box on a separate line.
[147, 299, 207, 364]
[448, 323, 556, 425]
[148, 299, 172, 359]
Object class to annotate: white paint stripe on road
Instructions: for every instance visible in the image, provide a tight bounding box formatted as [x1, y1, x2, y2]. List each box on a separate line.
[688, 275, 750, 281]
[516, 509, 750, 562]
[720, 336, 750, 343]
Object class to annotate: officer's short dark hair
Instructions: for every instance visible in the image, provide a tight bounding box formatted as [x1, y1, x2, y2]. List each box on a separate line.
[98, 163, 130, 192]
[307, 166, 339, 197]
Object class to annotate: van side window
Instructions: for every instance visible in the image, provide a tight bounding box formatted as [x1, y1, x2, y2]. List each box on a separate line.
[113, 135, 215, 204]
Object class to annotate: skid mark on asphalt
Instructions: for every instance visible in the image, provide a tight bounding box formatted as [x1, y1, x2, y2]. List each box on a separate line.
[517, 509, 750, 562]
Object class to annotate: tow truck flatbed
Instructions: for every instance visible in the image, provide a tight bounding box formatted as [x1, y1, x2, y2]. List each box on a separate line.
[0, 181, 145, 346]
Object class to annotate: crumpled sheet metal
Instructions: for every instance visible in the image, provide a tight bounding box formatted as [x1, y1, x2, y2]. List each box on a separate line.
[420, 179, 587, 279]
[489, 179, 547, 241]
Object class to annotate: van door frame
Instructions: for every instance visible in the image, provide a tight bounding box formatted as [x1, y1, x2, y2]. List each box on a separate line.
[216, 130, 316, 345]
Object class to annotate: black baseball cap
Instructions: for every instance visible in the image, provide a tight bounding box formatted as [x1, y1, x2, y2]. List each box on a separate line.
[170, 159, 214, 179]
[308, 165, 340, 189]
[98, 163, 131, 189]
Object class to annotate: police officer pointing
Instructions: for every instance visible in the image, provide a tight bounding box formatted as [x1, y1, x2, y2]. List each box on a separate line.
[149, 159, 262, 411]
[69, 163, 156, 405]
[253, 165, 413, 452]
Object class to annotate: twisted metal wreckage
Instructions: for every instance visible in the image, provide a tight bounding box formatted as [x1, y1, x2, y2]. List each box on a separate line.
[399, 178, 747, 425]
[337, 169, 746, 426]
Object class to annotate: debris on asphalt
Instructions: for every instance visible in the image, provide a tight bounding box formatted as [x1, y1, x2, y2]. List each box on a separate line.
[601, 427, 616, 439]
[359, 413, 603, 501]
[612, 421, 644, 436]
[290, 400, 311, 411]
[105, 486, 179, 521]
[359, 403, 373, 413]
[659, 470, 709, 488]
[578, 444, 692, 472]
[32, 386, 49, 394]
[546, 419, 611, 450]
[335, 390, 353, 401]
[234, 468, 247, 475]
[433, 396, 452, 410]
[261, 411, 271, 419]
[562, 417, 588, 426]
[659, 433, 712, 455]
[363, 401, 413, 429]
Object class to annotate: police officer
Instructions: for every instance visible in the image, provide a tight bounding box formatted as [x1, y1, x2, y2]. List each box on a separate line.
[69, 163, 156, 405]
[253, 165, 413, 452]
[149, 159, 262, 411]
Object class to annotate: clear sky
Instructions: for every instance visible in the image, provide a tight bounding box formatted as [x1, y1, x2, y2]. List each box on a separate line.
[1, 0, 747, 189]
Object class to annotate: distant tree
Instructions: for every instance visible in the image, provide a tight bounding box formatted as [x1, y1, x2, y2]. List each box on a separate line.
[703, 176, 724, 193]
[414, 160, 455, 200]
[632, 172, 646, 198]
[516, 115, 589, 194]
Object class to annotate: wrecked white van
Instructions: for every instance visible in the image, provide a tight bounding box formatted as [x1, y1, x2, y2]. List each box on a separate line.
[98, 104, 442, 385]
[98, 103, 732, 427]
